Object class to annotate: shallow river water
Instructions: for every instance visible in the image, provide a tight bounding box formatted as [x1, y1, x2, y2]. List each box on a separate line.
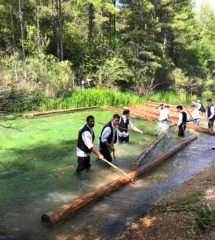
[0, 108, 214, 240]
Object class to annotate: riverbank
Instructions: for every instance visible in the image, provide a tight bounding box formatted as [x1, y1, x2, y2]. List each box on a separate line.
[118, 159, 215, 240]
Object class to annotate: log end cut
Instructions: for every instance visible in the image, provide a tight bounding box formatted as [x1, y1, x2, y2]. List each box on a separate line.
[41, 214, 52, 226]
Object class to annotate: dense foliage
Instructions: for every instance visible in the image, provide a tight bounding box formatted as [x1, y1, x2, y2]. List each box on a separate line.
[0, 0, 215, 98]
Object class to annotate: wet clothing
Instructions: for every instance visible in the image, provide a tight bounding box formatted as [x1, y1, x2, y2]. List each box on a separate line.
[206, 104, 215, 129]
[76, 124, 94, 173]
[118, 116, 142, 143]
[98, 121, 117, 162]
[177, 111, 188, 137]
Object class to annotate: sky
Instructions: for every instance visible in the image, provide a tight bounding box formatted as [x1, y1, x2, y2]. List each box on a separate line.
[194, 0, 215, 11]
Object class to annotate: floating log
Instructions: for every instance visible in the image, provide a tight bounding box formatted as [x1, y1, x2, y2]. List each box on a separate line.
[22, 106, 99, 118]
[41, 135, 197, 226]
[130, 124, 176, 170]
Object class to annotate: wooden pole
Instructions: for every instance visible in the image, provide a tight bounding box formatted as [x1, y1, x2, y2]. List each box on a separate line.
[98, 122, 158, 137]
[130, 124, 176, 170]
[177, 96, 193, 120]
[101, 157, 134, 183]
[41, 135, 197, 226]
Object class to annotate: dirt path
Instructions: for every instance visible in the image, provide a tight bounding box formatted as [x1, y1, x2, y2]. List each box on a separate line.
[118, 160, 215, 240]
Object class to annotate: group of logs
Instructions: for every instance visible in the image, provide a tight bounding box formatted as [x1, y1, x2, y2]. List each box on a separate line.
[41, 135, 197, 226]
[128, 103, 215, 136]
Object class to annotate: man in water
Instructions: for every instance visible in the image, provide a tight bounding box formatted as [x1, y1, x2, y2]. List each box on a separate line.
[98, 114, 120, 162]
[176, 105, 189, 137]
[192, 99, 205, 112]
[206, 98, 215, 130]
[118, 109, 143, 143]
[159, 105, 170, 122]
[77, 115, 104, 174]
[191, 105, 200, 125]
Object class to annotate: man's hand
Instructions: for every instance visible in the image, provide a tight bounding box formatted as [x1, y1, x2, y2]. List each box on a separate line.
[109, 146, 115, 152]
[98, 154, 105, 161]
[140, 131, 143, 134]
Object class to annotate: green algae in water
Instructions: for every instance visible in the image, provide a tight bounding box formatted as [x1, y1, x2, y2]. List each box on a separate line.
[0, 108, 182, 240]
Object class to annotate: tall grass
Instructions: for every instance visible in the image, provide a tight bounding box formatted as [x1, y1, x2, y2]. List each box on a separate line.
[17, 89, 214, 112]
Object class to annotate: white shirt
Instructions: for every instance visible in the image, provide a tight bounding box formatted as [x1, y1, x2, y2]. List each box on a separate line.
[87, 77, 92, 82]
[77, 125, 94, 157]
[193, 101, 201, 110]
[206, 104, 215, 119]
[191, 109, 200, 120]
[98, 122, 116, 151]
[118, 116, 142, 137]
[178, 111, 189, 126]
[159, 108, 170, 121]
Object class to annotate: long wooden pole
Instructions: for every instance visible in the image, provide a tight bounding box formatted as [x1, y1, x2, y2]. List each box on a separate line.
[101, 158, 134, 183]
[98, 122, 158, 137]
[130, 124, 176, 170]
[177, 96, 193, 120]
[41, 135, 197, 226]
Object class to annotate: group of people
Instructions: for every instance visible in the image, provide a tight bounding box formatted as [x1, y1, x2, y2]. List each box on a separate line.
[76, 110, 143, 174]
[158, 98, 215, 137]
[81, 76, 93, 90]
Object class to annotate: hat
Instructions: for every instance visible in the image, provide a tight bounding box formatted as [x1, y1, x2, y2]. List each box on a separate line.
[197, 99, 201, 103]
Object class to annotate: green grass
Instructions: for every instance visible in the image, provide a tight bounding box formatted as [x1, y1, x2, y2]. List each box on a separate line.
[11, 89, 215, 112]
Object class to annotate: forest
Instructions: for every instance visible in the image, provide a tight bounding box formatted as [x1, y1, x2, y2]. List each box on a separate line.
[0, 0, 215, 108]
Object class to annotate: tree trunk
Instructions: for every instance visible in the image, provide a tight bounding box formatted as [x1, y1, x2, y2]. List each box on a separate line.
[55, 0, 60, 60]
[58, 0, 63, 61]
[99, 7, 104, 71]
[113, 0, 116, 38]
[87, 3, 94, 48]
[36, 0, 42, 52]
[18, 0, 25, 60]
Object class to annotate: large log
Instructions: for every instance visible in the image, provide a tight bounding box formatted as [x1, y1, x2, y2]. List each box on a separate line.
[130, 125, 175, 170]
[22, 106, 99, 118]
[41, 135, 197, 226]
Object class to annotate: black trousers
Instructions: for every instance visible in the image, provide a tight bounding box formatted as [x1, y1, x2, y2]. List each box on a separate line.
[208, 119, 214, 129]
[178, 124, 186, 137]
[77, 156, 91, 173]
[100, 147, 112, 162]
[119, 135, 129, 143]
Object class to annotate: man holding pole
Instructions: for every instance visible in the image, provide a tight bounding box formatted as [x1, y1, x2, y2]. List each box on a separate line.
[206, 98, 215, 130]
[76, 115, 104, 174]
[98, 114, 120, 162]
[118, 109, 143, 143]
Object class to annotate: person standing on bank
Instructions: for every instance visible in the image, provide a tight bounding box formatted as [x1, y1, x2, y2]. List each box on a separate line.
[206, 98, 215, 130]
[98, 114, 120, 162]
[175, 105, 189, 137]
[77, 116, 104, 174]
[86, 75, 93, 88]
[191, 105, 200, 125]
[118, 109, 143, 143]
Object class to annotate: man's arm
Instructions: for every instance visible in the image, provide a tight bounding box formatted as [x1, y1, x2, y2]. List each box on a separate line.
[128, 119, 143, 134]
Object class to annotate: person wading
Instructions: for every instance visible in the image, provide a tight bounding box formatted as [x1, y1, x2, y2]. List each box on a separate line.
[159, 105, 170, 122]
[191, 105, 200, 125]
[175, 105, 189, 137]
[118, 109, 143, 143]
[206, 98, 215, 130]
[98, 114, 120, 162]
[77, 116, 104, 174]
[192, 99, 205, 113]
